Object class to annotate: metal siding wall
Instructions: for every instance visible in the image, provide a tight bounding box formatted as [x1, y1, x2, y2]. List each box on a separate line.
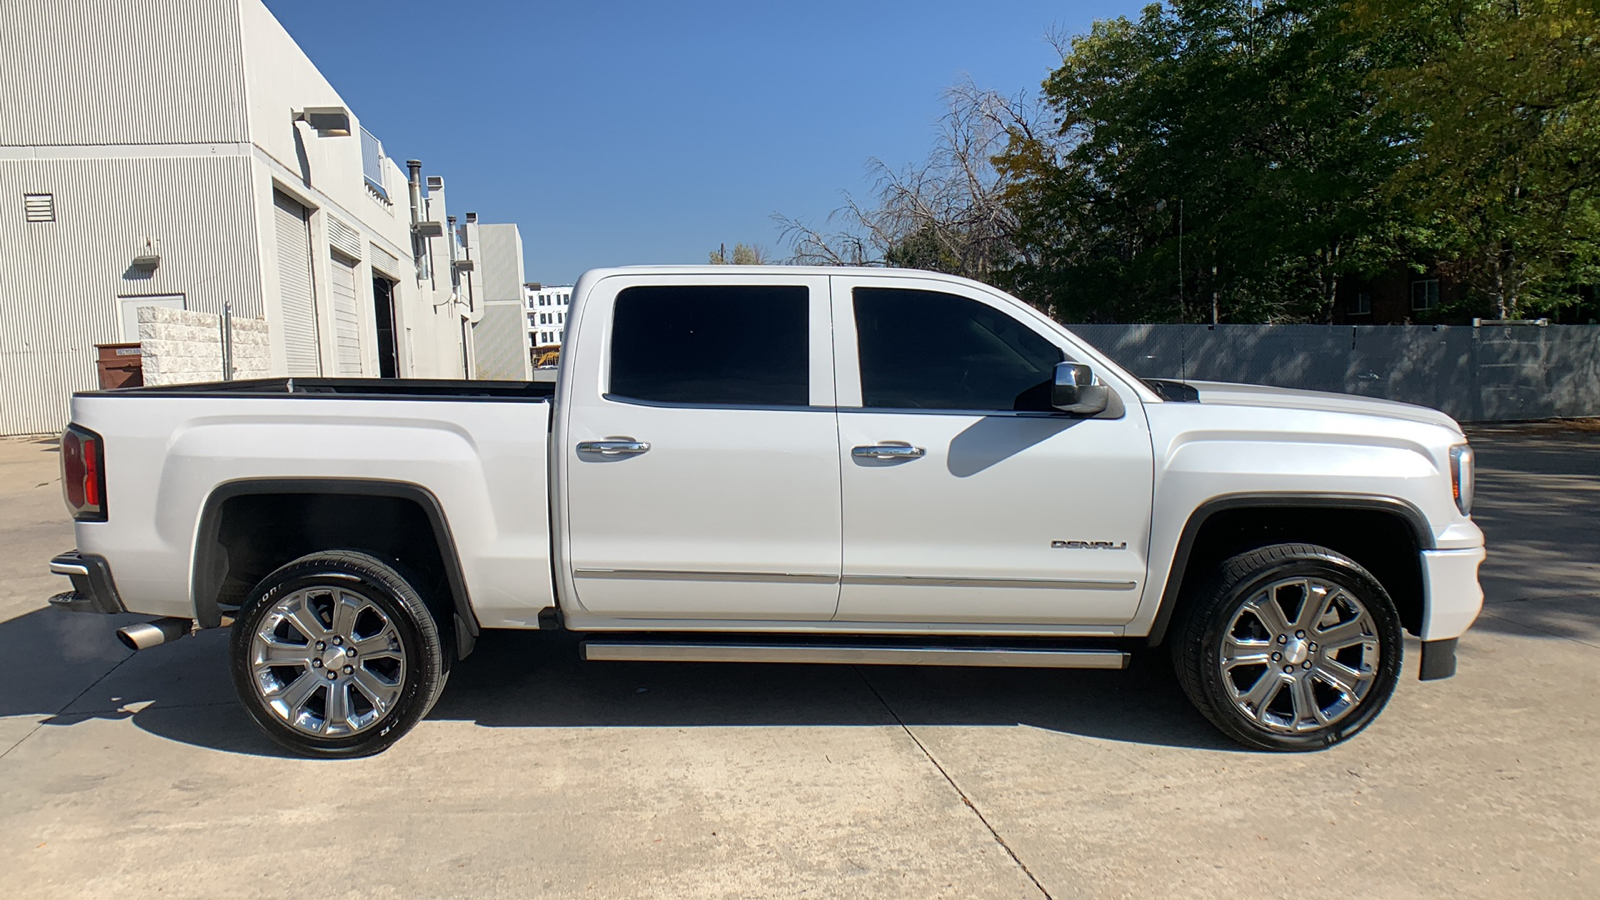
[329, 254, 362, 376]
[0, 155, 262, 435]
[475, 224, 524, 302]
[468, 224, 529, 381]
[0, 0, 248, 146]
[272, 190, 320, 376]
[472, 303, 527, 381]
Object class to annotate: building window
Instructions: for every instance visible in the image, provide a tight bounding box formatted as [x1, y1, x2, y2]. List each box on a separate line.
[1350, 291, 1372, 316]
[360, 128, 389, 203]
[1411, 279, 1440, 311]
[24, 193, 55, 223]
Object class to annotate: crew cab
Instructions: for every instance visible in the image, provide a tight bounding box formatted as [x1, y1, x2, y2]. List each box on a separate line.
[46, 266, 1486, 756]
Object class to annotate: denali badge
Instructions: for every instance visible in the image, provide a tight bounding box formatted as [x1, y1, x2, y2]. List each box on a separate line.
[1052, 540, 1127, 550]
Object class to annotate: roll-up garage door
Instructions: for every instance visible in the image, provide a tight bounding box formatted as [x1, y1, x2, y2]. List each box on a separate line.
[330, 253, 363, 376]
[273, 190, 321, 376]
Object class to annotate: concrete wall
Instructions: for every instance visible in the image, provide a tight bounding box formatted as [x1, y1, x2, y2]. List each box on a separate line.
[137, 306, 269, 386]
[236, 0, 463, 382]
[1071, 323, 1600, 422]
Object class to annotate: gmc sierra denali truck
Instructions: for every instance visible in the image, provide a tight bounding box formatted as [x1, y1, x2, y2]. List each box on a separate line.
[46, 266, 1485, 757]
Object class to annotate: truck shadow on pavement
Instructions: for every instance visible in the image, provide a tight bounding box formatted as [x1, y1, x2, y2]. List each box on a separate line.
[1, 607, 1239, 757]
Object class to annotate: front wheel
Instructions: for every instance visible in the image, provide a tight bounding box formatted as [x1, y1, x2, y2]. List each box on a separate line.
[229, 551, 447, 758]
[1172, 543, 1403, 751]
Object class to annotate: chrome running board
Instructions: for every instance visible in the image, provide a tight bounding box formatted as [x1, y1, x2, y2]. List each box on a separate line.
[580, 641, 1128, 669]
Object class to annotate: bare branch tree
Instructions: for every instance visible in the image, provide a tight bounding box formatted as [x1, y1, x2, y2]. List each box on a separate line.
[776, 79, 1045, 283]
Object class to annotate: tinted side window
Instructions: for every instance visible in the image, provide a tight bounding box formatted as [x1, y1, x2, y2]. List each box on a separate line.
[610, 285, 810, 406]
[854, 288, 1063, 411]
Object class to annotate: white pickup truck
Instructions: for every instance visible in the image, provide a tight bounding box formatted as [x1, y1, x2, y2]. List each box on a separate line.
[47, 266, 1485, 757]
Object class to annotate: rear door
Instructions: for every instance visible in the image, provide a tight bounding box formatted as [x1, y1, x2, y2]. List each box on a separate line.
[558, 274, 841, 621]
[830, 274, 1155, 626]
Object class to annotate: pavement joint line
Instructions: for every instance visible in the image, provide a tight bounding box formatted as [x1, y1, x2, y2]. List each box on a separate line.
[57, 699, 240, 717]
[1475, 609, 1600, 651]
[853, 666, 1055, 900]
[0, 651, 135, 762]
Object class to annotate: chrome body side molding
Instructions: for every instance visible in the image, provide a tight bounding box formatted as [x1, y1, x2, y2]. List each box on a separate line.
[581, 641, 1130, 669]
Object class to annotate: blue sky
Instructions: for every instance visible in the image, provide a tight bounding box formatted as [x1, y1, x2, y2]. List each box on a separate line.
[264, 1, 1144, 285]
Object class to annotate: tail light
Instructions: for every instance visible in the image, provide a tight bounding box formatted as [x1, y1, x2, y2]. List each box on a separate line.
[61, 424, 107, 522]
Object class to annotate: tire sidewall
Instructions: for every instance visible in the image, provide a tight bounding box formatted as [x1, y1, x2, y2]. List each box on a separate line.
[1194, 552, 1404, 751]
[229, 554, 442, 758]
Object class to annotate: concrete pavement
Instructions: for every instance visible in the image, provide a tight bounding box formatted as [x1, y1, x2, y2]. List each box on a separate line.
[0, 429, 1595, 898]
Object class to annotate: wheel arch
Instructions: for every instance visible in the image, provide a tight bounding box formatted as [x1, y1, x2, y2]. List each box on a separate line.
[192, 478, 478, 656]
[1148, 494, 1432, 647]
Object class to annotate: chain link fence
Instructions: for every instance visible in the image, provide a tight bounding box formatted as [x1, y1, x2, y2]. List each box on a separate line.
[1068, 323, 1600, 422]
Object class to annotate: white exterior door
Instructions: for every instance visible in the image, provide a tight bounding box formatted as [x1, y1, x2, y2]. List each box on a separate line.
[273, 190, 320, 376]
[117, 294, 184, 342]
[830, 274, 1155, 626]
[559, 274, 841, 621]
[329, 252, 363, 376]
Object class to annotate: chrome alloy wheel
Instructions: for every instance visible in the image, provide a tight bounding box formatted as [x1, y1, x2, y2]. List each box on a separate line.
[1219, 576, 1380, 734]
[249, 587, 407, 738]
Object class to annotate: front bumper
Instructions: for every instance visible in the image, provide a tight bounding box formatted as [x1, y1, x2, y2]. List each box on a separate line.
[1420, 546, 1487, 641]
[47, 550, 126, 615]
[1416, 546, 1487, 681]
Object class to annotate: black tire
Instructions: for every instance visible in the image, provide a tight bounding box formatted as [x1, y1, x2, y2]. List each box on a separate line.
[229, 551, 447, 758]
[1171, 543, 1403, 751]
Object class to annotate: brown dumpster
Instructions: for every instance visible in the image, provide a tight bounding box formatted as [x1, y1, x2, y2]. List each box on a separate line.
[95, 343, 144, 389]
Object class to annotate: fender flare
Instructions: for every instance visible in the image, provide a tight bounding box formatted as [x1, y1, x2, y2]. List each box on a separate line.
[190, 478, 479, 650]
[1145, 492, 1434, 646]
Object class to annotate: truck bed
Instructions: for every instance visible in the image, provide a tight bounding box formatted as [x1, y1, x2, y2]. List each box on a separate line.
[67, 379, 556, 629]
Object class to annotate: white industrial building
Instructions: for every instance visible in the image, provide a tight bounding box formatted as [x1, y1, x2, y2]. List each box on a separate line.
[527, 284, 574, 349]
[0, 0, 528, 435]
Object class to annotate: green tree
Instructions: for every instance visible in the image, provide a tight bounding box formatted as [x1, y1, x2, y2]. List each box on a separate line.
[999, 0, 1415, 323]
[1365, 0, 1600, 318]
[708, 242, 769, 265]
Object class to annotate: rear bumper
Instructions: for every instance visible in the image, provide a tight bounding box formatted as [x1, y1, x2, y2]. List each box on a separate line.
[47, 550, 126, 615]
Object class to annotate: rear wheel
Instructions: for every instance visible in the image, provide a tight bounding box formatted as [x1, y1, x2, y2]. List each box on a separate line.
[229, 551, 446, 758]
[1172, 543, 1402, 751]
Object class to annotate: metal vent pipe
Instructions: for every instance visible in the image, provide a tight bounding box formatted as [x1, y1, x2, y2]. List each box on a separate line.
[406, 160, 425, 277]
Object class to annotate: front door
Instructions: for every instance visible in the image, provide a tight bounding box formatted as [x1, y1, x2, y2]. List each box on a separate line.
[831, 275, 1154, 626]
[560, 275, 841, 621]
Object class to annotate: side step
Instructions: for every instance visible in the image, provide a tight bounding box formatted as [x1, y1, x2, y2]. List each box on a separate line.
[581, 641, 1128, 669]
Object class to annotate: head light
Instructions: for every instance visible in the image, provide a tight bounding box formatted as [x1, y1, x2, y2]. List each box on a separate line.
[1449, 444, 1474, 516]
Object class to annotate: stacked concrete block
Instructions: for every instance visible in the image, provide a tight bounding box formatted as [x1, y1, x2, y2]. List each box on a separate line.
[137, 306, 270, 386]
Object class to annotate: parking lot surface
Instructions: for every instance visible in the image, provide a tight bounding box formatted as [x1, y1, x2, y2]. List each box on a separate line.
[1, 428, 1596, 899]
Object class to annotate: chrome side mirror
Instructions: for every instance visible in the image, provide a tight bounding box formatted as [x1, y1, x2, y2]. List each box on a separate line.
[1052, 362, 1109, 415]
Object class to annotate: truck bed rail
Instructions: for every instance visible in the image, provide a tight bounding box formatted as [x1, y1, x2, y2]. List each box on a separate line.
[75, 377, 555, 402]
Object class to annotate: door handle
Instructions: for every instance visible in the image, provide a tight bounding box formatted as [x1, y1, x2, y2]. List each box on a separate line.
[852, 442, 926, 460]
[577, 439, 651, 456]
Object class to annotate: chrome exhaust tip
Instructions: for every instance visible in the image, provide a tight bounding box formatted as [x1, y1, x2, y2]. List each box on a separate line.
[116, 617, 194, 651]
